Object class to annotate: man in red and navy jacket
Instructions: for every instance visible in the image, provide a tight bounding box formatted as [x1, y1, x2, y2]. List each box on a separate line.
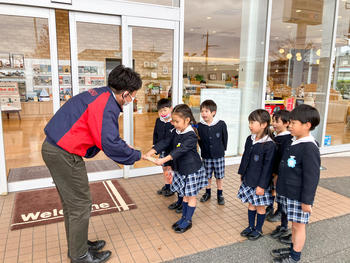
[42, 65, 142, 263]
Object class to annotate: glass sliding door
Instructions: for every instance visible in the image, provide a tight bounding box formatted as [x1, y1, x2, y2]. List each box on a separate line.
[266, 0, 337, 145]
[325, 1, 350, 146]
[126, 18, 177, 169]
[69, 12, 123, 163]
[0, 6, 57, 178]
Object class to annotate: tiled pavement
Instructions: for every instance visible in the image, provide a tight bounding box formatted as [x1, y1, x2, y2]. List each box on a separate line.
[0, 157, 350, 263]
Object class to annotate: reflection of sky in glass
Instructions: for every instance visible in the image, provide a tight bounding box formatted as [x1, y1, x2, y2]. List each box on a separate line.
[184, 0, 242, 59]
[132, 27, 173, 61]
[0, 15, 48, 55]
[77, 23, 120, 54]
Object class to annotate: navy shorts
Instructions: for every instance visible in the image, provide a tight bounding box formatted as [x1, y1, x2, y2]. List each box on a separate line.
[237, 183, 273, 206]
[171, 166, 208, 197]
[203, 157, 225, 179]
[276, 195, 310, 224]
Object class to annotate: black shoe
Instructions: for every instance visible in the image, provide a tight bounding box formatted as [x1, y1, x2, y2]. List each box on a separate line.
[268, 211, 282, 222]
[266, 206, 274, 218]
[270, 226, 288, 239]
[174, 222, 192, 233]
[272, 255, 297, 263]
[163, 188, 175, 197]
[88, 240, 106, 251]
[240, 226, 253, 237]
[68, 240, 106, 258]
[175, 204, 183, 213]
[217, 195, 225, 205]
[157, 185, 166, 195]
[279, 233, 292, 245]
[71, 250, 112, 263]
[200, 192, 211, 202]
[172, 218, 190, 230]
[248, 229, 263, 240]
[168, 201, 181, 210]
[270, 247, 291, 258]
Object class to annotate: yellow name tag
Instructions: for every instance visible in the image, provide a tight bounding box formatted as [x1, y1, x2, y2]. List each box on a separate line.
[176, 143, 181, 147]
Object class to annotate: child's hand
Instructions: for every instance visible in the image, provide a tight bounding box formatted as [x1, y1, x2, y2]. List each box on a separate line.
[256, 186, 265, 196]
[273, 174, 278, 186]
[155, 158, 165, 166]
[301, 203, 312, 213]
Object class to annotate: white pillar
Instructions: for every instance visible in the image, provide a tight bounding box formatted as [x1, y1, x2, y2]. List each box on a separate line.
[0, 113, 8, 195]
[238, 0, 270, 153]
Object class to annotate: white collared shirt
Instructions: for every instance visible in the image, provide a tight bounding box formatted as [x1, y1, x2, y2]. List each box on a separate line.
[200, 117, 220, 127]
[251, 134, 273, 145]
[291, 135, 318, 146]
[274, 130, 291, 137]
[176, 125, 194, 135]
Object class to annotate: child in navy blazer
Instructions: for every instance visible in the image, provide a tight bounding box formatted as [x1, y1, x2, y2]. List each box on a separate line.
[268, 110, 293, 244]
[271, 104, 320, 263]
[144, 104, 208, 233]
[237, 109, 276, 241]
[197, 100, 228, 205]
[153, 98, 174, 198]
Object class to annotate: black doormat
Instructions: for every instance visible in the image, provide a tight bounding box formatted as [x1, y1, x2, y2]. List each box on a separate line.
[8, 159, 120, 182]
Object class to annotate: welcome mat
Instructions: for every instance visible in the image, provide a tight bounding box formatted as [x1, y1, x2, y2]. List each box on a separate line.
[11, 179, 136, 230]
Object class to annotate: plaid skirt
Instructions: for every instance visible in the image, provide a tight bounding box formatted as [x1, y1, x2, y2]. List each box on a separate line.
[276, 195, 310, 224]
[203, 157, 225, 179]
[170, 166, 208, 197]
[237, 183, 273, 206]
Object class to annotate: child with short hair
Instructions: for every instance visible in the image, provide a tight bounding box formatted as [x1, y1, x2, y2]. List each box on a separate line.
[268, 110, 293, 244]
[271, 104, 320, 263]
[145, 104, 208, 233]
[238, 109, 276, 241]
[198, 100, 228, 205]
[153, 98, 174, 197]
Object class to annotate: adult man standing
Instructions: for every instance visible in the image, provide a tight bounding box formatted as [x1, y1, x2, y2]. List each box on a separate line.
[41, 65, 142, 263]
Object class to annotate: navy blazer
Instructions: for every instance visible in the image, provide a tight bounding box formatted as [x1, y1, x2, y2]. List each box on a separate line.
[153, 128, 202, 175]
[273, 133, 293, 174]
[238, 135, 276, 189]
[153, 118, 174, 166]
[276, 141, 320, 205]
[197, 120, 228, 159]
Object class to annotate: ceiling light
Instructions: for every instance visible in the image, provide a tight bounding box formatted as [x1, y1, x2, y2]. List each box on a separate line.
[296, 9, 302, 13]
[316, 59, 320, 64]
[286, 53, 292, 59]
[316, 49, 321, 56]
[287, 25, 292, 29]
[207, 16, 212, 20]
[296, 56, 302, 61]
[190, 67, 194, 71]
[296, 52, 301, 57]
[279, 48, 285, 54]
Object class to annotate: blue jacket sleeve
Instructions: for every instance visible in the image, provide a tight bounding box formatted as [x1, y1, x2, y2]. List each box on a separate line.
[301, 144, 320, 205]
[100, 106, 141, 165]
[258, 142, 276, 189]
[170, 132, 197, 160]
[153, 131, 174, 154]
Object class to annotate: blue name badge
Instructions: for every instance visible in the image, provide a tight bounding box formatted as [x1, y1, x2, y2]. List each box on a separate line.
[287, 156, 296, 168]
